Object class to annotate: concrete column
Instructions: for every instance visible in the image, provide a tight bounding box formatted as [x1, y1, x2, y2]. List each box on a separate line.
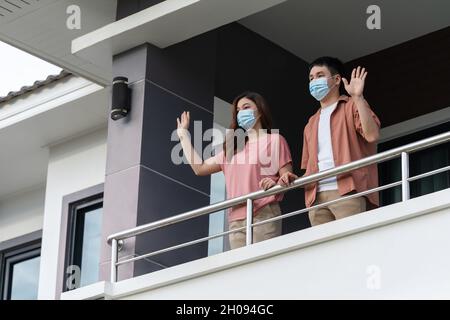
[100, 32, 217, 281]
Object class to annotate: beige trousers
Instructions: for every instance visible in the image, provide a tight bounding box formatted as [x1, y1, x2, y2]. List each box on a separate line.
[309, 190, 367, 226]
[228, 202, 282, 249]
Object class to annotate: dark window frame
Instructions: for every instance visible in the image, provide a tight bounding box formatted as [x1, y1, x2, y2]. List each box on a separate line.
[62, 187, 103, 293]
[0, 231, 42, 300]
[378, 121, 450, 206]
[64, 195, 103, 291]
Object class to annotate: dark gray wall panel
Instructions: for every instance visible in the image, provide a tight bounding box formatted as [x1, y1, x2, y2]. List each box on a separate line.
[141, 82, 213, 195]
[116, 0, 166, 20]
[102, 29, 217, 282]
[145, 33, 218, 111]
[134, 167, 210, 276]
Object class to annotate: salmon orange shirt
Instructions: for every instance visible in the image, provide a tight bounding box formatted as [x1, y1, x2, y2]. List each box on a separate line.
[301, 95, 381, 208]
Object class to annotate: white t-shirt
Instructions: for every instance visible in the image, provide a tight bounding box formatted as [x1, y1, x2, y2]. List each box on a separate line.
[317, 101, 338, 191]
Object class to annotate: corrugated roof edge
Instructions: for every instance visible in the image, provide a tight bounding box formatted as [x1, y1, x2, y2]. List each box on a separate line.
[0, 70, 72, 104]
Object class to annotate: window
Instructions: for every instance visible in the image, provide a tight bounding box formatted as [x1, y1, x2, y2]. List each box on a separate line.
[64, 194, 103, 291]
[378, 121, 450, 206]
[0, 235, 41, 300]
[208, 97, 232, 255]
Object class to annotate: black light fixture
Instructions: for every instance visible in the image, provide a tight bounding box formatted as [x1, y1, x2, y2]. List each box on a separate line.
[111, 76, 131, 121]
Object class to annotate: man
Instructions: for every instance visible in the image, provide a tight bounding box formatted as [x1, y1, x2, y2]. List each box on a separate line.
[280, 56, 381, 226]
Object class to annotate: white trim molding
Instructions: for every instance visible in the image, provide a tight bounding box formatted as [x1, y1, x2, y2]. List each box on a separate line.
[0, 76, 104, 130]
[379, 106, 450, 143]
[71, 0, 286, 67]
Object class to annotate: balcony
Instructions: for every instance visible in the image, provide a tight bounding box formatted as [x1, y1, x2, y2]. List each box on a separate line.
[60, 132, 450, 299]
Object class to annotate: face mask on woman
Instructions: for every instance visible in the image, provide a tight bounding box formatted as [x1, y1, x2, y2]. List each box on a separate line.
[237, 109, 257, 131]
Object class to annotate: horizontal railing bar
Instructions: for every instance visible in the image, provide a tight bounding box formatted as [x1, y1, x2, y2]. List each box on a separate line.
[117, 181, 403, 266]
[251, 180, 403, 228]
[117, 253, 169, 269]
[115, 225, 247, 266]
[108, 131, 450, 243]
[407, 166, 450, 182]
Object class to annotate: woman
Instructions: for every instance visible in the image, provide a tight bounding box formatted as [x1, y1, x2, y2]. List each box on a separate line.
[176, 91, 295, 249]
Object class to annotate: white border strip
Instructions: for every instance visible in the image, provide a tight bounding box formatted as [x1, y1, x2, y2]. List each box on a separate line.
[72, 0, 200, 54]
[379, 106, 450, 143]
[0, 76, 104, 130]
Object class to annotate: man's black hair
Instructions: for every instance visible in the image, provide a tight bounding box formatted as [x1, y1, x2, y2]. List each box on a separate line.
[309, 56, 345, 76]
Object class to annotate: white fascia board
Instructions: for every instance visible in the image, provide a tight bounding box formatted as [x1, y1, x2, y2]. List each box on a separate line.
[59, 281, 113, 300]
[379, 106, 450, 143]
[0, 76, 104, 130]
[72, 0, 286, 60]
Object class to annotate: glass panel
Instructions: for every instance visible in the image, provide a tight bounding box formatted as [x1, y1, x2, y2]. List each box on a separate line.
[378, 121, 450, 206]
[379, 158, 402, 206]
[208, 172, 227, 255]
[410, 144, 450, 198]
[208, 97, 232, 255]
[79, 207, 102, 287]
[9, 256, 40, 300]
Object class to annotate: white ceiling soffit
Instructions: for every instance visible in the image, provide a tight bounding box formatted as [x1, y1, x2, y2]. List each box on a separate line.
[71, 0, 287, 64]
[0, 0, 48, 21]
[239, 0, 450, 63]
[0, 0, 117, 85]
[0, 75, 108, 199]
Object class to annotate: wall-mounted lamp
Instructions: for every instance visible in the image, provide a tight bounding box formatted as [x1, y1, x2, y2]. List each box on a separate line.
[111, 76, 131, 121]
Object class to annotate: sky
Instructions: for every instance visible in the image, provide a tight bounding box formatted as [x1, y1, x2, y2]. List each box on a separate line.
[0, 41, 62, 98]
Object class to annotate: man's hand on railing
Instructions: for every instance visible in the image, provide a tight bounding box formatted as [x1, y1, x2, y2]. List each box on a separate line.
[260, 177, 277, 191]
[278, 172, 298, 187]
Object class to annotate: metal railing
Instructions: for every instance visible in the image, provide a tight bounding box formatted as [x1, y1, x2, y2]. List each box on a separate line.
[107, 131, 450, 282]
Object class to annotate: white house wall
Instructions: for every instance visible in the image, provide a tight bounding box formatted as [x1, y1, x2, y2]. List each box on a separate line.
[123, 195, 450, 300]
[0, 186, 45, 243]
[38, 128, 107, 299]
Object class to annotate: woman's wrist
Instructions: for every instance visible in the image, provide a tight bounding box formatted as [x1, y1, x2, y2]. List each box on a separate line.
[178, 129, 189, 140]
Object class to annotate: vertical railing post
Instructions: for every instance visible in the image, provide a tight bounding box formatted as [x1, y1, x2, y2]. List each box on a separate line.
[111, 239, 118, 283]
[401, 152, 410, 201]
[246, 199, 253, 246]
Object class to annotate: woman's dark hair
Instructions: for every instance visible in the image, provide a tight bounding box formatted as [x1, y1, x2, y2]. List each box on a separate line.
[223, 91, 273, 158]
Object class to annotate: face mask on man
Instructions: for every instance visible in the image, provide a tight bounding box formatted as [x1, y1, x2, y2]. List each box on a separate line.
[309, 75, 337, 101]
[237, 109, 257, 131]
